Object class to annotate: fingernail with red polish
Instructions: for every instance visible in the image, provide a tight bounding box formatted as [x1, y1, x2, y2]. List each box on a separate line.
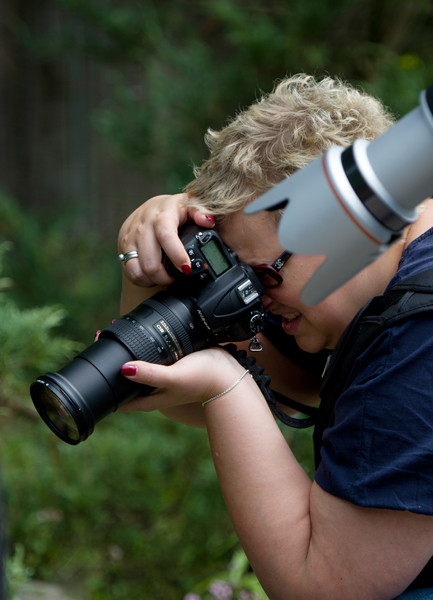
[94, 330, 101, 342]
[181, 263, 192, 275]
[205, 215, 215, 224]
[121, 364, 137, 377]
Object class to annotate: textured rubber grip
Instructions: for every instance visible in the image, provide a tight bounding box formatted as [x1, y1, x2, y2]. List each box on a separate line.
[102, 318, 163, 364]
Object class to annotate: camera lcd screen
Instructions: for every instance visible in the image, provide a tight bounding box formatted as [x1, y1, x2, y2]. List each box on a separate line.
[201, 239, 231, 276]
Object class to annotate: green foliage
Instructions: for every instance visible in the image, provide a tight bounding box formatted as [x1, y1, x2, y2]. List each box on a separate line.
[0, 241, 80, 404]
[361, 50, 433, 117]
[185, 548, 268, 600]
[1, 411, 236, 599]
[0, 298, 79, 398]
[5, 544, 34, 600]
[13, 0, 433, 192]
[0, 193, 119, 343]
[84, 0, 433, 189]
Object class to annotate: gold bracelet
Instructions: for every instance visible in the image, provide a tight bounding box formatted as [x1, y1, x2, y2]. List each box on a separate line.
[201, 370, 250, 407]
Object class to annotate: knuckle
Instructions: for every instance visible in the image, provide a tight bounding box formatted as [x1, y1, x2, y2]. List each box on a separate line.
[127, 269, 148, 286]
[142, 259, 161, 279]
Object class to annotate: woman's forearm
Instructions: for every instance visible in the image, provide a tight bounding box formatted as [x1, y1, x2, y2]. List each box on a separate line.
[203, 376, 313, 599]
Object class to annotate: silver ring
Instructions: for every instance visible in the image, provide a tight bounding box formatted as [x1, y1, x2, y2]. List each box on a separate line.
[118, 250, 139, 263]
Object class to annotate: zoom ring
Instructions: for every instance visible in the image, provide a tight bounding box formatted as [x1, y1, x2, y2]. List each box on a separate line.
[102, 318, 163, 364]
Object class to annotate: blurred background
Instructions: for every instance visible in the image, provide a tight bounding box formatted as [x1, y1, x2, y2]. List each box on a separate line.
[0, 1, 432, 598]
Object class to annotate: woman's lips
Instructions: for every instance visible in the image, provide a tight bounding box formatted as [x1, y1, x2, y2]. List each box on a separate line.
[282, 314, 302, 335]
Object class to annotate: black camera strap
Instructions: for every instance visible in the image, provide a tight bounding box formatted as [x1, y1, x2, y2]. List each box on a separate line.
[223, 344, 319, 429]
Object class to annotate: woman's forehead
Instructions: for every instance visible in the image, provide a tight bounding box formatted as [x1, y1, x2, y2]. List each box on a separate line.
[218, 210, 283, 263]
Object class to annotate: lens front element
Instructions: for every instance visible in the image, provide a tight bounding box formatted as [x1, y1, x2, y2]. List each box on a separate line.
[31, 380, 81, 444]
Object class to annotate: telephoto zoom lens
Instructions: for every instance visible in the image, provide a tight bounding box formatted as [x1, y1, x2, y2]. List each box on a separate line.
[31, 292, 206, 445]
[31, 254, 265, 445]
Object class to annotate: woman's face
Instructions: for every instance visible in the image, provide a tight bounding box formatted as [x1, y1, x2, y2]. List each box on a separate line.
[218, 209, 389, 353]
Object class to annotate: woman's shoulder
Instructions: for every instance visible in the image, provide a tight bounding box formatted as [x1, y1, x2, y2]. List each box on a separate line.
[388, 200, 433, 286]
[404, 198, 433, 247]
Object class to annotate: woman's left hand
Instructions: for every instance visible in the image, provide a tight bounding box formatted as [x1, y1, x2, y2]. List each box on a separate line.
[119, 347, 248, 413]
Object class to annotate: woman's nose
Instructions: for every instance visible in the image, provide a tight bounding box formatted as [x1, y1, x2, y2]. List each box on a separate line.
[261, 293, 274, 310]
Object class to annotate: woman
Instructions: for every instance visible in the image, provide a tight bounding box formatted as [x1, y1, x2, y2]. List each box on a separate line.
[117, 75, 433, 599]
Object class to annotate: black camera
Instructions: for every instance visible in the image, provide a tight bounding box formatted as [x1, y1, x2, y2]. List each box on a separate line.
[30, 226, 267, 445]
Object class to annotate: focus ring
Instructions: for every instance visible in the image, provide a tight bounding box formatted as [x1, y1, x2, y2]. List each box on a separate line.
[145, 298, 195, 356]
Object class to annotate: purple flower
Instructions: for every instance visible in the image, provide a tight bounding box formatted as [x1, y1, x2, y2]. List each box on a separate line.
[208, 580, 233, 600]
[183, 594, 202, 600]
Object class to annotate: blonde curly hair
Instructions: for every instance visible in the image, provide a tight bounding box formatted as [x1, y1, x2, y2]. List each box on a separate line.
[184, 73, 394, 222]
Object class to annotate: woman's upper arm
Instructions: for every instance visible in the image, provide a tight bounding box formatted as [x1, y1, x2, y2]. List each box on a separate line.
[303, 483, 433, 600]
[120, 275, 163, 315]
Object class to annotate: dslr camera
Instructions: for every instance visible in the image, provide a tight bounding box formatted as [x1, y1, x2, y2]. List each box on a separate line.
[30, 225, 267, 445]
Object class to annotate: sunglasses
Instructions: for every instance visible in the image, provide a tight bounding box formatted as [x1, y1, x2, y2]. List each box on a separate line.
[252, 251, 292, 288]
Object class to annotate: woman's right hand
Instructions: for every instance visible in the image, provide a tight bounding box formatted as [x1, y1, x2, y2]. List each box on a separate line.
[117, 193, 215, 288]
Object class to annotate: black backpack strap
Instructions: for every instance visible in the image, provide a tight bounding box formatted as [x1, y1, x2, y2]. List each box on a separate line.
[268, 391, 319, 429]
[314, 267, 433, 467]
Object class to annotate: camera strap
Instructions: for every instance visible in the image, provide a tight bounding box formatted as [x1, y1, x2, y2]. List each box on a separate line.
[223, 344, 319, 429]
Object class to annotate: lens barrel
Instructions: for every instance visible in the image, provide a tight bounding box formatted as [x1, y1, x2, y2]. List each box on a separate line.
[31, 336, 146, 444]
[30, 291, 206, 444]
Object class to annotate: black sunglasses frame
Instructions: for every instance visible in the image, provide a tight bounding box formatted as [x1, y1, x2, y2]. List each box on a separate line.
[252, 251, 292, 288]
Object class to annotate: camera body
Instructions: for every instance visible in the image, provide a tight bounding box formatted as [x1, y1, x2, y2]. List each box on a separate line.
[99, 225, 266, 363]
[162, 225, 265, 341]
[30, 225, 266, 445]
